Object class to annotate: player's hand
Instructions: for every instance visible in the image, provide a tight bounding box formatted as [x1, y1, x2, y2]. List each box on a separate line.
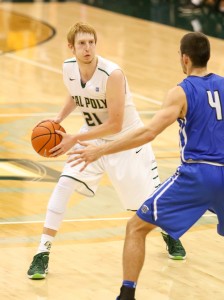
[67, 141, 102, 172]
[49, 131, 76, 157]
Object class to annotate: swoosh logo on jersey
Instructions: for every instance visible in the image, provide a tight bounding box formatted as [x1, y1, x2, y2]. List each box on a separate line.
[69, 78, 76, 81]
[136, 148, 142, 154]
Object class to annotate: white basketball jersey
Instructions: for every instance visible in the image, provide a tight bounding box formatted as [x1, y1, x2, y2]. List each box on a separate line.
[63, 55, 142, 140]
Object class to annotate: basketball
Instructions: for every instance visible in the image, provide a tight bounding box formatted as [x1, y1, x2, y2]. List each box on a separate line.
[31, 121, 66, 157]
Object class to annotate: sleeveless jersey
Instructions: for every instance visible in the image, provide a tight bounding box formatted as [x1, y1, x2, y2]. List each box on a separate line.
[178, 73, 224, 164]
[63, 55, 142, 140]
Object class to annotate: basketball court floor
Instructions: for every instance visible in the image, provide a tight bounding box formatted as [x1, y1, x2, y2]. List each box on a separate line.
[1, 1, 224, 299]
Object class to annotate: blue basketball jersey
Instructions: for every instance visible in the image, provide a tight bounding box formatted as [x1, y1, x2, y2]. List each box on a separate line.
[178, 73, 224, 164]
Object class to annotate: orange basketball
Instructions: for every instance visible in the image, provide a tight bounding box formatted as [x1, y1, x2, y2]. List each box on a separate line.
[31, 121, 66, 157]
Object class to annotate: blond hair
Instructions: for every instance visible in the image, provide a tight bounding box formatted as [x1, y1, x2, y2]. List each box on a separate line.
[67, 22, 97, 45]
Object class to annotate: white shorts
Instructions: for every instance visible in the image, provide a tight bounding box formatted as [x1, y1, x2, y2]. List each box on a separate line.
[61, 137, 160, 210]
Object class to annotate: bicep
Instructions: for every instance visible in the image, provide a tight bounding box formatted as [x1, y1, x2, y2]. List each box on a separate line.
[106, 70, 125, 125]
[66, 95, 77, 110]
[149, 86, 186, 136]
[149, 106, 180, 136]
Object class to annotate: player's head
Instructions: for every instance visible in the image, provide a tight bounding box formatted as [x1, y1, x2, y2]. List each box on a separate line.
[67, 22, 97, 64]
[179, 32, 210, 73]
[67, 22, 97, 47]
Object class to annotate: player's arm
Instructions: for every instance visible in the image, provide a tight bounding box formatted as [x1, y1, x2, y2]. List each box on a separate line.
[50, 69, 125, 156]
[54, 95, 77, 123]
[34, 95, 76, 127]
[78, 69, 125, 139]
[69, 86, 187, 170]
[99, 85, 187, 153]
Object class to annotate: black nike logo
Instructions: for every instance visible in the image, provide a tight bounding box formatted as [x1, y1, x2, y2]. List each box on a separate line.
[136, 148, 142, 154]
[69, 78, 76, 81]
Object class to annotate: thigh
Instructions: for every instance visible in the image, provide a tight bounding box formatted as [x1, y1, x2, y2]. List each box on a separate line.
[105, 142, 160, 210]
[137, 163, 220, 239]
[61, 139, 104, 197]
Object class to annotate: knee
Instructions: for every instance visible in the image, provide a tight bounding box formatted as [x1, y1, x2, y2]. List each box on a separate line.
[47, 179, 75, 214]
[47, 202, 65, 214]
[126, 214, 156, 238]
[47, 194, 67, 214]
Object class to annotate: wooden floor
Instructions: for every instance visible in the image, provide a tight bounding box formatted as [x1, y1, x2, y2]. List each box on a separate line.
[1, 2, 224, 299]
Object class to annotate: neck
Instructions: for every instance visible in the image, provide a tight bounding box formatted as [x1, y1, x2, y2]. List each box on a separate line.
[187, 67, 208, 77]
[78, 56, 98, 82]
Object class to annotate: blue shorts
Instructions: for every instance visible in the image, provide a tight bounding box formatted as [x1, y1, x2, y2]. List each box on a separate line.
[137, 163, 224, 240]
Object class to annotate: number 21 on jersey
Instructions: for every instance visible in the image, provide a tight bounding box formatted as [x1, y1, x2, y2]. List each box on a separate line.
[83, 112, 102, 126]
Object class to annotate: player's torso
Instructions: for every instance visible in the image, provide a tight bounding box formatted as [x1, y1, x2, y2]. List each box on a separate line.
[63, 56, 142, 139]
[178, 73, 224, 163]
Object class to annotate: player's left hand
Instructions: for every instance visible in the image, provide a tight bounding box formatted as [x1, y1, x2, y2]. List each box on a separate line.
[67, 141, 102, 171]
[49, 130, 76, 157]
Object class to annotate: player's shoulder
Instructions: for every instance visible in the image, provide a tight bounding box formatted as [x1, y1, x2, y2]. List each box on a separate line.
[209, 73, 224, 81]
[165, 85, 186, 107]
[168, 85, 185, 97]
[63, 57, 77, 64]
[63, 57, 77, 68]
[97, 56, 121, 76]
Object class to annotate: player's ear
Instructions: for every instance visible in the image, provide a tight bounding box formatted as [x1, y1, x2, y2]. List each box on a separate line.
[68, 43, 73, 50]
[182, 54, 189, 64]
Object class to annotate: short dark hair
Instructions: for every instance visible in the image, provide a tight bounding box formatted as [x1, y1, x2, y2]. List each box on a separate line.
[180, 32, 210, 67]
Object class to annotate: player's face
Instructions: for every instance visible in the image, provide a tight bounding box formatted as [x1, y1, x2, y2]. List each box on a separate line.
[72, 32, 96, 64]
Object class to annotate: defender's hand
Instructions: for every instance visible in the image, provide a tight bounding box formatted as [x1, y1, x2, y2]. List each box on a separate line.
[67, 141, 102, 172]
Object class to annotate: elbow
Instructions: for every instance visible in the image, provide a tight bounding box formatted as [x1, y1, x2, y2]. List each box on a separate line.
[112, 123, 123, 134]
[108, 121, 123, 134]
[144, 128, 157, 143]
[150, 132, 157, 141]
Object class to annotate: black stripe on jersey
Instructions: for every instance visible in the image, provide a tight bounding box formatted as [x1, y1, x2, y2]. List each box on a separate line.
[64, 59, 77, 63]
[98, 68, 109, 76]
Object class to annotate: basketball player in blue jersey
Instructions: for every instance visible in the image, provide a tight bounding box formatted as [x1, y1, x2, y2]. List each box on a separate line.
[27, 22, 185, 280]
[70, 31, 224, 300]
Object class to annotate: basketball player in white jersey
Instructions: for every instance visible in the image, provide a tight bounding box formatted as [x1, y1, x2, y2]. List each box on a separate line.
[27, 22, 186, 279]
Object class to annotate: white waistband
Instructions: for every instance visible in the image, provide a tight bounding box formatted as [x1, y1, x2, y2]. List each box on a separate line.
[185, 160, 224, 167]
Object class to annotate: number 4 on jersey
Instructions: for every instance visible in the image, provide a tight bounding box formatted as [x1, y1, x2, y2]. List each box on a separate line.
[207, 90, 223, 120]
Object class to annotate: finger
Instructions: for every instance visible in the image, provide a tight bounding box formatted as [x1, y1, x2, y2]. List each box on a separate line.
[67, 155, 82, 163]
[67, 151, 74, 156]
[49, 149, 64, 157]
[71, 161, 89, 172]
[49, 146, 65, 157]
[67, 149, 84, 156]
[49, 144, 62, 153]
[55, 130, 65, 136]
[79, 162, 89, 172]
[77, 140, 90, 147]
[70, 158, 84, 166]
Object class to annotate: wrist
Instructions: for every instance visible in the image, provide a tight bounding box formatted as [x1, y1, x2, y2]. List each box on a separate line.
[98, 145, 106, 157]
[55, 116, 63, 123]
